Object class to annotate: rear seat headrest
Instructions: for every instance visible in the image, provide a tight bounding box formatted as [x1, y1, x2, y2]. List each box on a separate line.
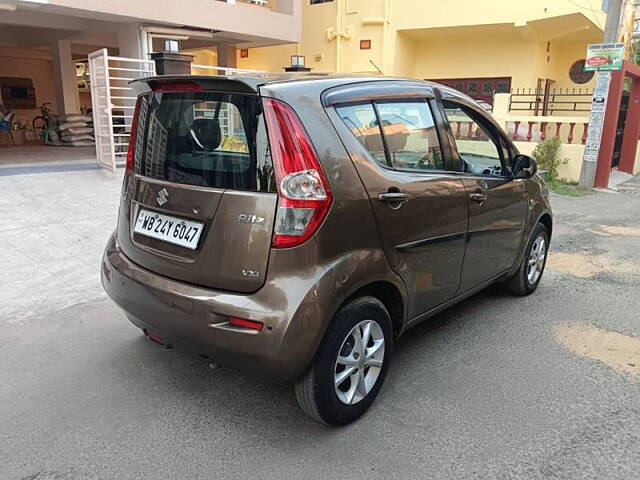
[190, 118, 222, 151]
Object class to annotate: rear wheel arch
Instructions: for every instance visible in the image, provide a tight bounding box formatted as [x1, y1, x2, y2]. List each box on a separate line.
[538, 213, 553, 239]
[343, 281, 405, 338]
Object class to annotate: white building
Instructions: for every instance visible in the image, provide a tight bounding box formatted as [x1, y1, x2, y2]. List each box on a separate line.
[0, 0, 301, 122]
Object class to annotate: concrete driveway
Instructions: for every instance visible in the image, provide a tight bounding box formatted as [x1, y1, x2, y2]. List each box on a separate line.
[1, 166, 640, 480]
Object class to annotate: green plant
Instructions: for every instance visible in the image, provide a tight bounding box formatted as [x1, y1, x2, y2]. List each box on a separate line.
[547, 180, 590, 197]
[532, 136, 566, 182]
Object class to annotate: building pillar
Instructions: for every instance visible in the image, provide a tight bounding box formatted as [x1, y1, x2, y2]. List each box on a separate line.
[117, 23, 145, 59]
[594, 69, 625, 188]
[492, 93, 511, 129]
[217, 44, 237, 69]
[51, 40, 80, 116]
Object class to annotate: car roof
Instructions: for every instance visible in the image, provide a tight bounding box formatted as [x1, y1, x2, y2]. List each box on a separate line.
[131, 73, 479, 106]
[133, 73, 434, 92]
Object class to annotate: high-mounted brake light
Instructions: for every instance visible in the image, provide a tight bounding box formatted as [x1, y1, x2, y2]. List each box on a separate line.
[263, 98, 332, 248]
[125, 98, 141, 173]
[151, 80, 204, 92]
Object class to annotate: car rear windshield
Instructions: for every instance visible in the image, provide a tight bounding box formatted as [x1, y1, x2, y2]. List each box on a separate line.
[132, 91, 275, 192]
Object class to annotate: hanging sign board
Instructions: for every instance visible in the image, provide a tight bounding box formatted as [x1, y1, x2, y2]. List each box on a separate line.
[585, 43, 625, 71]
[581, 72, 611, 165]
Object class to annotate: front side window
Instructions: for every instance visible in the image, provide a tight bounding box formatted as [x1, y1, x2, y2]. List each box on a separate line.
[375, 101, 444, 171]
[442, 100, 505, 176]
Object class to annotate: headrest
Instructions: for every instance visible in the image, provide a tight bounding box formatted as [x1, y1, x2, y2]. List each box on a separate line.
[189, 118, 221, 151]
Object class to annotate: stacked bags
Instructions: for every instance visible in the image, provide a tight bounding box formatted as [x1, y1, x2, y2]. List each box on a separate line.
[57, 114, 94, 147]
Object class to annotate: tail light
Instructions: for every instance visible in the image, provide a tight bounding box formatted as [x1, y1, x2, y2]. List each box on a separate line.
[125, 98, 141, 173]
[263, 98, 333, 248]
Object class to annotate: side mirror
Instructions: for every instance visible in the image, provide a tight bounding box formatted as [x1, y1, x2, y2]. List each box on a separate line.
[512, 154, 537, 179]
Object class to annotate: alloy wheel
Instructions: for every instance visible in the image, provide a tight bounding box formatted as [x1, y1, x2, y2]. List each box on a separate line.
[527, 235, 546, 285]
[334, 320, 385, 405]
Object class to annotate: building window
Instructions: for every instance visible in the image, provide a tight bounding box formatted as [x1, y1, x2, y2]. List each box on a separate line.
[310, 0, 333, 3]
[569, 59, 595, 84]
[496, 81, 510, 93]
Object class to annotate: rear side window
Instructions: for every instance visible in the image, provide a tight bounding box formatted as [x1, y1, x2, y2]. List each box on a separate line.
[133, 92, 275, 192]
[335, 103, 387, 167]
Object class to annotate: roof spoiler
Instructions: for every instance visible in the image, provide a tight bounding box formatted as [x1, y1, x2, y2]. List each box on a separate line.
[129, 75, 263, 95]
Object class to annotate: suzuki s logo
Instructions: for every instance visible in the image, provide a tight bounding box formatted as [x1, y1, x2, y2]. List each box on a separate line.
[156, 188, 169, 206]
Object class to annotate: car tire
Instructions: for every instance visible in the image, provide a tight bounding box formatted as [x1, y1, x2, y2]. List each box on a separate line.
[294, 296, 393, 426]
[504, 222, 549, 296]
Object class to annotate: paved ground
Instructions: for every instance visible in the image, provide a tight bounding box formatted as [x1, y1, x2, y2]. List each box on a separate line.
[617, 174, 640, 195]
[0, 145, 96, 166]
[1, 166, 640, 480]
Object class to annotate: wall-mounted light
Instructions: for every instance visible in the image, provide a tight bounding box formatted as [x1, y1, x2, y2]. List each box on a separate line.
[291, 55, 306, 68]
[240, 49, 249, 58]
[164, 39, 180, 53]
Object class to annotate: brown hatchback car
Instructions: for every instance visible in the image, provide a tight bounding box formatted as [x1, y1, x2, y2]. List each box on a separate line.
[102, 74, 552, 425]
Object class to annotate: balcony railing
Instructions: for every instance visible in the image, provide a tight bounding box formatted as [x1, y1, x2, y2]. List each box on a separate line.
[509, 87, 593, 115]
[506, 117, 590, 145]
[217, 0, 271, 9]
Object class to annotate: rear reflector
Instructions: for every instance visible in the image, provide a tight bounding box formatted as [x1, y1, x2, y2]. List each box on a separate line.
[262, 98, 332, 249]
[144, 329, 164, 345]
[228, 317, 264, 332]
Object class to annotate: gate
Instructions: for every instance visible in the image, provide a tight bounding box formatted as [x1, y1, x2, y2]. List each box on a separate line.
[88, 49, 156, 171]
[612, 92, 630, 168]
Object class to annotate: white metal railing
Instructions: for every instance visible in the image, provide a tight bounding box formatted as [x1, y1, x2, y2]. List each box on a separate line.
[218, 0, 269, 7]
[88, 52, 270, 170]
[191, 64, 268, 75]
[88, 49, 155, 172]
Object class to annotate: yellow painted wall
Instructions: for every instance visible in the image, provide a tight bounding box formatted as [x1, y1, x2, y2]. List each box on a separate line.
[634, 141, 640, 175]
[390, 0, 604, 31]
[411, 32, 546, 87]
[184, 48, 220, 75]
[236, 0, 606, 86]
[237, 0, 336, 73]
[237, 43, 298, 72]
[515, 141, 585, 183]
[547, 40, 596, 90]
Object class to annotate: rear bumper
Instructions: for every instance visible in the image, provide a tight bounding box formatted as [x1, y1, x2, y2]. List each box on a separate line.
[101, 233, 315, 384]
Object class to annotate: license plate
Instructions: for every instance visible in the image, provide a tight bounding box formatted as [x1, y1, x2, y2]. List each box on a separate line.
[134, 209, 204, 250]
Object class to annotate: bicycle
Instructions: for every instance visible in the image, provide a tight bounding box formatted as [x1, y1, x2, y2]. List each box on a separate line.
[32, 102, 52, 143]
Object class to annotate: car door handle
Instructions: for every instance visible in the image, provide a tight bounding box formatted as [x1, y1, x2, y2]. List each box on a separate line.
[469, 192, 488, 203]
[378, 192, 409, 203]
